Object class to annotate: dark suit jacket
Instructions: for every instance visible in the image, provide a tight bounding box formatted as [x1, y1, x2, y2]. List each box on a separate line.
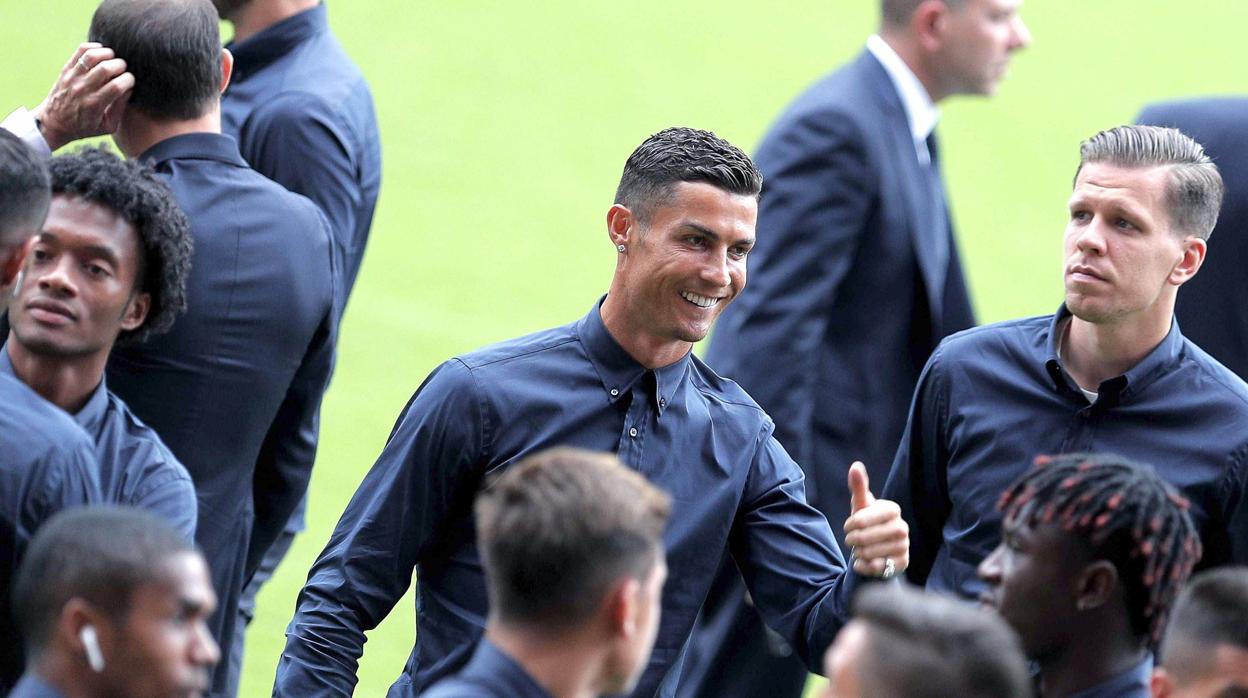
[105, 132, 337, 693]
[707, 50, 974, 544]
[1138, 98, 1248, 381]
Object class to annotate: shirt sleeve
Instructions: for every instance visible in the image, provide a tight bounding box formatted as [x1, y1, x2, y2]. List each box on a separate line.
[881, 345, 952, 586]
[132, 468, 198, 541]
[0, 108, 53, 159]
[274, 358, 488, 697]
[26, 434, 101, 548]
[728, 423, 859, 670]
[722, 114, 873, 469]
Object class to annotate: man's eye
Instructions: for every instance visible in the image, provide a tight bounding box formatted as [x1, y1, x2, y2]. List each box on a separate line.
[85, 263, 110, 278]
[1070, 211, 1090, 222]
[686, 236, 707, 247]
[730, 247, 750, 259]
[31, 249, 51, 262]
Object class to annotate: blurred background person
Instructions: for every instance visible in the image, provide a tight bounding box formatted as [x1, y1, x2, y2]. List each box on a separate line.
[819, 583, 1031, 698]
[1151, 567, 1248, 698]
[4, 147, 196, 539]
[979, 453, 1202, 698]
[425, 448, 670, 698]
[688, 0, 1029, 692]
[8, 507, 219, 698]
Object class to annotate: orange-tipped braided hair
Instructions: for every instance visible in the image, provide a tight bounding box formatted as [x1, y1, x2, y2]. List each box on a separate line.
[997, 453, 1203, 645]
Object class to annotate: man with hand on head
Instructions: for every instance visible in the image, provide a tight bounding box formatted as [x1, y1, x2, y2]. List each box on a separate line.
[883, 125, 1248, 599]
[276, 127, 910, 697]
[8, 507, 220, 698]
[0, 130, 101, 694]
[819, 584, 1030, 698]
[4, 147, 197, 539]
[1152, 567, 1248, 698]
[979, 453, 1202, 698]
[692, 1, 1029, 692]
[425, 448, 670, 698]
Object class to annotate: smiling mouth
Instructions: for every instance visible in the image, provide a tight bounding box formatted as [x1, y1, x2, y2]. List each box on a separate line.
[680, 291, 721, 309]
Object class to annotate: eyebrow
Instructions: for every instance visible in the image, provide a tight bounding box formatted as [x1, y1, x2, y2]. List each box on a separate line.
[680, 223, 755, 247]
[1067, 194, 1151, 222]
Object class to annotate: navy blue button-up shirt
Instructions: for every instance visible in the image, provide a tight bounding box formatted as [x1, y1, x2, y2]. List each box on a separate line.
[1066, 655, 1152, 698]
[222, 2, 381, 303]
[106, 132, 337, 693]
[0, 374, 100, 690]
[883, 306, 1248, 599]
[423, 640, 553, 698]
[0, 349, 195, 539]
[276, 301, 857, 698]
[7, 673, 69, 698]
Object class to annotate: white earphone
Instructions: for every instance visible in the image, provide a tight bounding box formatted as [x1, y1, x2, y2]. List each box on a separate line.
[80, 624, 105, 672]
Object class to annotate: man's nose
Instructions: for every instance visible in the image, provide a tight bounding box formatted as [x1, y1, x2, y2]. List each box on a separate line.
[36, 258, 78, 296]
[701, 251, 731, 287]
[1010, 17, 1032, 50]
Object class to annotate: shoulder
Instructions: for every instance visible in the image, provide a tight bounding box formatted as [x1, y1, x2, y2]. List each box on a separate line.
[687, 355, 771, 430]
[1178, 339, 1248, 410]
[106, 391, 195, 484]
[455, 321, 581, 372]
[0, 375, 95, 464]
[1138, 97, 1248, 128]
[926, 314, 1053, 377]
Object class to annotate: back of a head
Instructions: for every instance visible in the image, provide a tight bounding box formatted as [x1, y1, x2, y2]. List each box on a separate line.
[880, 0, 966, 27]
[854, 584, 1031, 698]
[88, 0, 222, 121]
[1160, 567, 1248, 685]
[614, 126, 761, 224]
[1077, 124, 1224, 239]
[0, 129, 51, 254]
[12, 506, 196, 659]
[474, 447, 672, 631]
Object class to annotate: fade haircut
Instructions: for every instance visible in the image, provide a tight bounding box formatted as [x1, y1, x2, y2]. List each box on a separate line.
[0, 130, 51, 252]
[1159, 567, 1248, 683]
[614, 127, 762, 225]
[475, 447, 671, 631]
[12, 507, 197, 657]
[1077, 125, 1224, 240]
[882, 0, 968, 27]
[854, 584, 1031, 698]
[49, 147, 193, 344]
[999, 453, 1202, 645]
[89, 0, 223, 121]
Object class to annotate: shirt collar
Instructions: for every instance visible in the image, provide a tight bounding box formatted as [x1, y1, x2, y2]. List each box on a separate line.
[1044, 305, 1185, 403]
[1067, 654, 1153, 698]
[137, 132, 250, 170]
[464, 639, 553, 698]
[576, 296, 688, 416]
[0, 345, 109, 433]
[866, 34, 940, 163]
[226, 3, 328, 77]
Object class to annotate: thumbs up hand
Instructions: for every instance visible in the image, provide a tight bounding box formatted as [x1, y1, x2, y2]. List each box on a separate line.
[842, 461, 909, 578]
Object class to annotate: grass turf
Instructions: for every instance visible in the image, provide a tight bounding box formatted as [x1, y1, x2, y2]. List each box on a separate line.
[4, 2, 1247, 695]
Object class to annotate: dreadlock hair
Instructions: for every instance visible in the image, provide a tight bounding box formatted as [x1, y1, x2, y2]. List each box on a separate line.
[997, 453, 1202, 646]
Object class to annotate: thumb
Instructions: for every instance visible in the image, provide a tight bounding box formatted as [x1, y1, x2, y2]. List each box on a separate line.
[848, 461, 875, 513]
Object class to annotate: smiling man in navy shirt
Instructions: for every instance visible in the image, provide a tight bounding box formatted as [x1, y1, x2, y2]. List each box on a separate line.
[276, 127, 910, 698]
[883, 124, 1248, 600]
[4, 148, 197, 540]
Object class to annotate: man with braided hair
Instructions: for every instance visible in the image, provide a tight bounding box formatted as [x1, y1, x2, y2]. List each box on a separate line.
[979, 453, 1202, 698]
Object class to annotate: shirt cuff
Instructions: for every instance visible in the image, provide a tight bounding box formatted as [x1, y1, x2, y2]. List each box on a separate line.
[1, 107, 53, 159]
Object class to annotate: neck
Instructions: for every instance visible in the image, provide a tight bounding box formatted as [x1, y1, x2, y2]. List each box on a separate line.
[4, 337, 103, 414]
[1038, 613, 1146, 698]
[878, 30, 945, 102]
[226, 0, 320, 43]
[32, 650, 97, 698]
[599, 291, 691, 370]
[1062, 308, 1172, 390]
[114, 107, 223, 160]
[486, 624, 612, 698]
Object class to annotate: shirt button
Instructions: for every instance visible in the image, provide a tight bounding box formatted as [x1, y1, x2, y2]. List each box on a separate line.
[659, 398, 666, 408]
[629, 427, 638, 438]
[610, 388, 619, 397]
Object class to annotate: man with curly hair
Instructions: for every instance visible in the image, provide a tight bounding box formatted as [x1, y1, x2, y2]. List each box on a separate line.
[4, 147, 197, 539]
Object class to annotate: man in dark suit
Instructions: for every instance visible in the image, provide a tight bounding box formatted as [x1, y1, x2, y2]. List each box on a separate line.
[1137, 99, 1248, 384]
[685, 1, 1030, 695]
[34, 1, 338, 693]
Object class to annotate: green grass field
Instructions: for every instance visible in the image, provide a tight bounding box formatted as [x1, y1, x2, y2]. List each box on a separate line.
[5, 2, 1248, 695]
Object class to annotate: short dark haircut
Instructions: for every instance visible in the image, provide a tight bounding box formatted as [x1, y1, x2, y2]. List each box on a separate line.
[475, 447, 671, 630]
[854, 584, 1031, 698]
[12, 507, 197, 657]
[1077, 125, 1224, 240]
[1160, 567, 1248, 681]
[89, 0, 223, 121]
[999, 453, 1202, 645]
[0, 129, 51, 252]
[614, 127, 762, 224]
[881, 0, 967, 27]
[49, 147, 193, 343]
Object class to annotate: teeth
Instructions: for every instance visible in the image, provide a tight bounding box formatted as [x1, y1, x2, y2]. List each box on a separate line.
[680, 291, 719, 308]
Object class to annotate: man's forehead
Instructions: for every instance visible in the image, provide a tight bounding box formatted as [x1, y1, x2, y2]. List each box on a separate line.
[1073, 163, 1170, 201]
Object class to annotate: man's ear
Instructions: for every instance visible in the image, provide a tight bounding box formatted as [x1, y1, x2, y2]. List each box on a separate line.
[605, 577, 642, 639]
[1150, 666, 1174, 698]
[913, 0, 952, 51]
[119, 291, 150, 332]
[1169, 236, 1207, 286]
[1, 240, 29, 288]
[1074, 560, 1118, 612]
[606, 204, 638, 252]
[219, 48, 234, 94]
